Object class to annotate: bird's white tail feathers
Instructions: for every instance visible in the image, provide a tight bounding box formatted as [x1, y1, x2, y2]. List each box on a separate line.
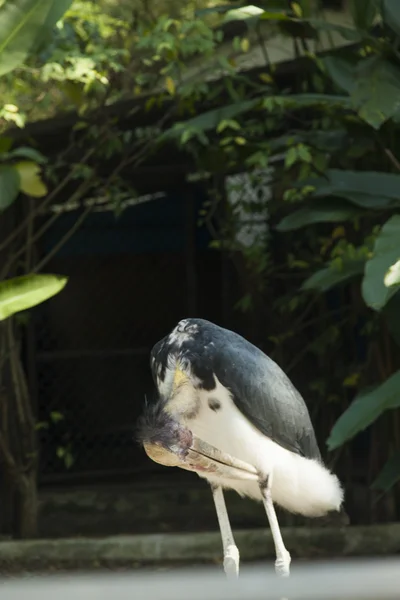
[271, 450, 344, 517]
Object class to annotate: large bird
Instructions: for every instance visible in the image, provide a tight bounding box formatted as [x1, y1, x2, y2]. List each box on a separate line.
[136, 318, 344, 578]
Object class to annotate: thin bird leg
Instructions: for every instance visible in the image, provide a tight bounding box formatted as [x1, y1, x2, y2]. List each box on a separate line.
[259, 475, 291, 578]
[211, 484, 240, 579]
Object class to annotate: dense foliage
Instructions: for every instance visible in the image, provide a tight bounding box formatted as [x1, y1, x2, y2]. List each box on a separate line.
[1, 0, 400, 535]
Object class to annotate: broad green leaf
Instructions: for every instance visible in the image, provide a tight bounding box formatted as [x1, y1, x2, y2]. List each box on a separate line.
[308, 170, 400, 208]
[349, 0, 379, 30]
[266, 94, 351, 109]
[0, 165, 20, 211]
[0, 274, 68, 321]
[30, 0, 73, 52]
[323, 55, 400, 129]
[302, 258, 365, 293]
[327, 370, 400, 450]
[0, 0, 53, 76]
[0, 0, 73, 76]
[306, 19, 362, 42]
[162, 99, 259, 139]
[8, 146, 47, 164]
[41, 0, 73, 28]
[323, 57, 355, 94]
[371, 451, 400, 493]
[276, 200, 360, 232]
[15, 160, 47, 197]
[383, 0, 400, 37]
[362, 216, 400, 311]
[352, 57, 400, 130]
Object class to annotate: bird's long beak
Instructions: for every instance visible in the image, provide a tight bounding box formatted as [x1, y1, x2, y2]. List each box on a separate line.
[144, 435, 258, 481]
[185, 435, 259, 481]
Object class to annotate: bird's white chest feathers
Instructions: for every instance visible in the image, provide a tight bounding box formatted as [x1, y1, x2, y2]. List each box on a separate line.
[181, 376, 280, 500]
[171, 376, 343, 516]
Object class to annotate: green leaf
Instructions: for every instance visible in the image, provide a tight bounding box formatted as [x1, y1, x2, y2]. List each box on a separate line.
[15, 160, 48, 197]
[162, 99, 259, 139]
[349, 0, 379, 30]
[328, 370, 400, 450]
[276, 200, 360, 232]
[323, 55, 400, 129]
[383, 0, 400, 37]
[362, 216, 400, 311]
[50, 411, 64, 423]
[166, 95, 350, 141]
[352, 57, 400, 130]
[0, 0, 72, 76]
[0, 274, 68, 321]
[308, 169, 400, 208]
[302, 258, 365, 293]
[0, 0, 52, 76]
[223, 5, 290, 27]
[8, 146, 47, 164]
[306, 19, 362, 42]
[371, 451, 400, 493]
[323, 57, 355, 94]
[0, 165, 20, 211]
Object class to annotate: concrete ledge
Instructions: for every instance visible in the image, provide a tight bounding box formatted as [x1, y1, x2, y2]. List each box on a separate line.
[0, 524, 399, 571]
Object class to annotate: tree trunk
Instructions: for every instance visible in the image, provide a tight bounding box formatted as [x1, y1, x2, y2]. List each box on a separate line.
[15, 473, 38, 539]
[0, 320, 39, 539]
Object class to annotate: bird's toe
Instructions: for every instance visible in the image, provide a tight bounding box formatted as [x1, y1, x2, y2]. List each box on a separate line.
[223, 544, 240, 578]
[274, 550, 291, 578]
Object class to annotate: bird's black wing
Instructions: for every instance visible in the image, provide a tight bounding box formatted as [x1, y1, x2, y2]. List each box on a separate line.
[174, 318, 322, 461]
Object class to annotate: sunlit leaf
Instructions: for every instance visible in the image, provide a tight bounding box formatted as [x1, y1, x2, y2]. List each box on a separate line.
[0, 274, 68, 321]
[165, 76, 175, 95]
[241, 38, 250, 52]
[327, 370, 400, 450]
[0, 165, 20, 211]
[362, 216, 400, 311]
[291, 2, 302, 18]
[15, 160, 48, 197]
[384, 259, 400, 288]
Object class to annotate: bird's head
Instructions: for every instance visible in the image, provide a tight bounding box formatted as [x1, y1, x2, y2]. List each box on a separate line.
[135, 400, 193, 468]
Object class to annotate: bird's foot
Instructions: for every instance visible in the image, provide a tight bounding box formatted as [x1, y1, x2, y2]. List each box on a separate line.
[223, 544, 240, 579]
[275, 549, 291, 578]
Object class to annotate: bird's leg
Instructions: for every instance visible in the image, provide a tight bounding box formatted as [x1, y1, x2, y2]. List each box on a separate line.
[211, 484, 240, 579]
[259, 475, 291, 578]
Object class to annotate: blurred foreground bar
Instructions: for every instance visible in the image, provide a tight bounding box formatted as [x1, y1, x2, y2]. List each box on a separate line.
[0, 558, 399, 600]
